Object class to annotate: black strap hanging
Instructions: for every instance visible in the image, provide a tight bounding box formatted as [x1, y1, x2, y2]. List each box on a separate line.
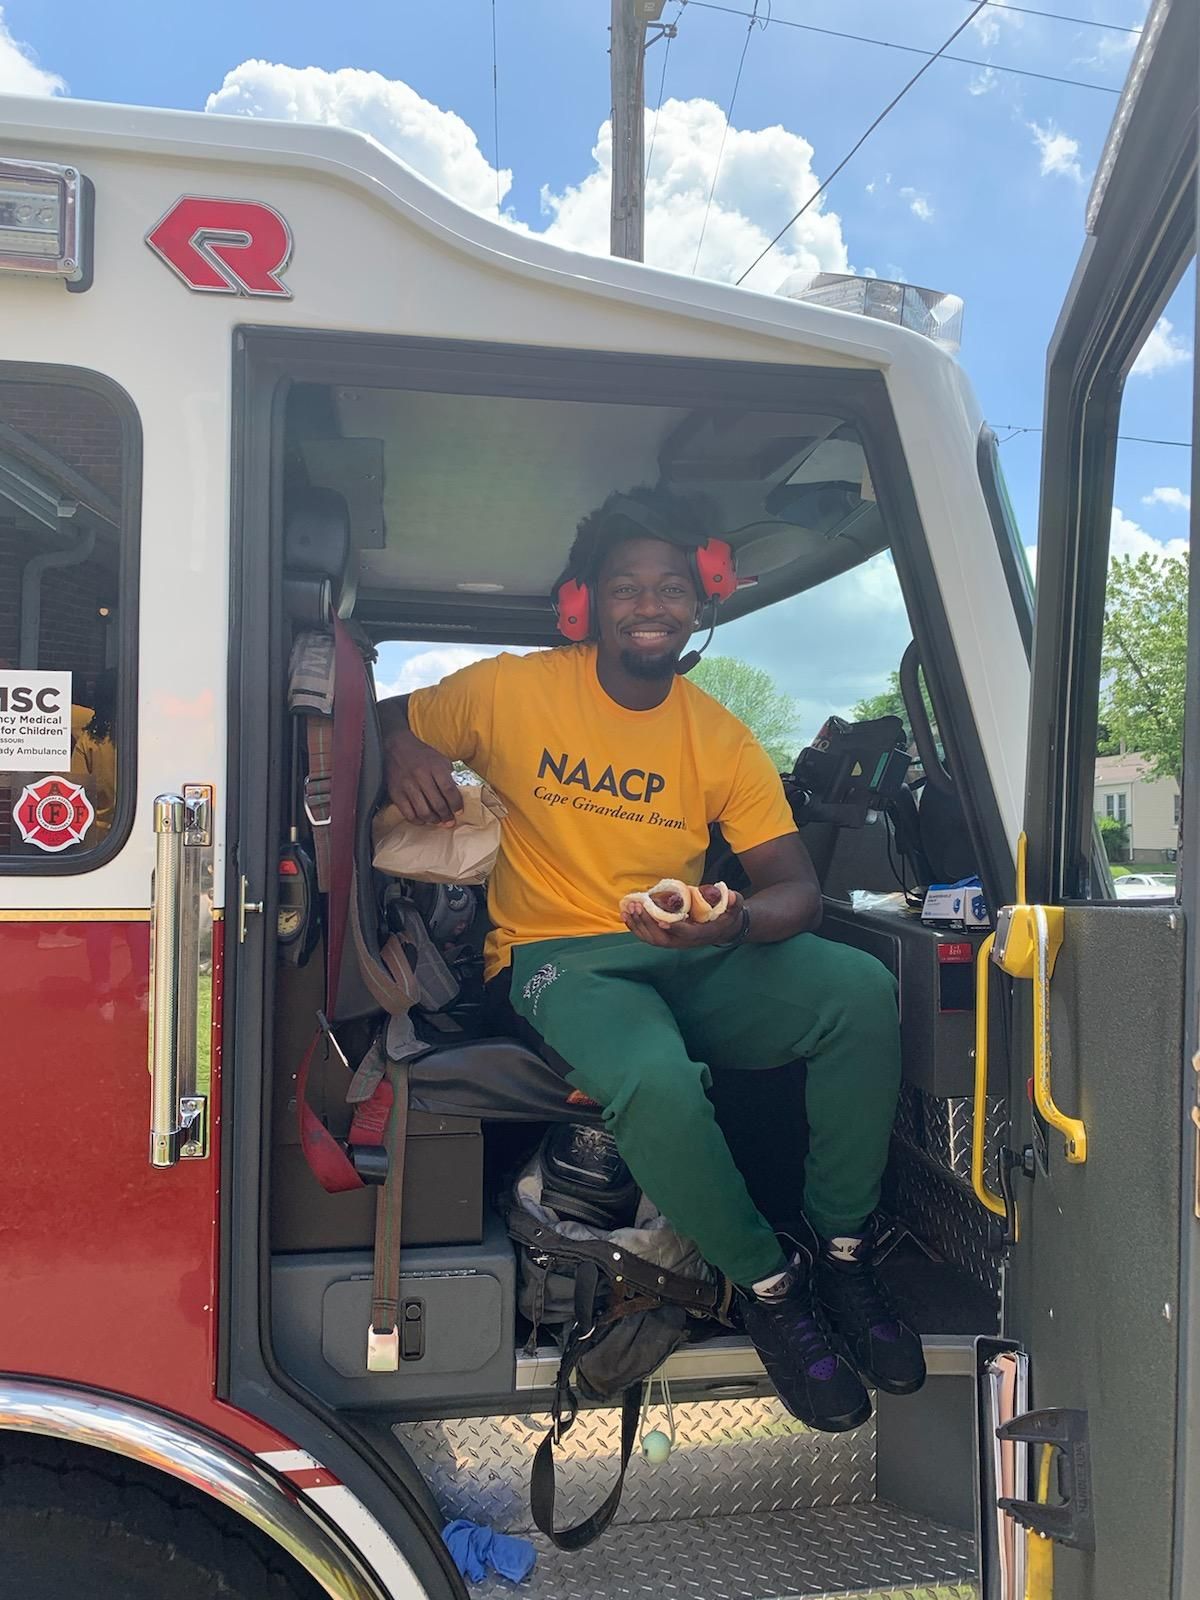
[529, 1262, 643, 1552]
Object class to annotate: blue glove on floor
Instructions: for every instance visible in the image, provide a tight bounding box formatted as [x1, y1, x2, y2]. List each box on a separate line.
[442, 1518, 538, 1585]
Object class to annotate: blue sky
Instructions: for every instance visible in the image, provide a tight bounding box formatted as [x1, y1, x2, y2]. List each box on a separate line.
[2, 0, 1188, 728]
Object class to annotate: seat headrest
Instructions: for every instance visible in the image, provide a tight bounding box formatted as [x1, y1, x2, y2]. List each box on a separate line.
[285, 486, 350, 579]
[284, 486, 358, 623]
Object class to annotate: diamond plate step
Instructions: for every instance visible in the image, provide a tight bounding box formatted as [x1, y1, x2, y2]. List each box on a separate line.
[395, 1398, 875, 1531]
[472, 1504, 978, 1600]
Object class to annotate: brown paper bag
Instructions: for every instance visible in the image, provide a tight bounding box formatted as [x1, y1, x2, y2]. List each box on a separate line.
[371, 782, 507, 884]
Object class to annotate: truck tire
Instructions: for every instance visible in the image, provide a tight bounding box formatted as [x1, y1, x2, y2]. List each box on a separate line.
[0, 1441, 326, 1600]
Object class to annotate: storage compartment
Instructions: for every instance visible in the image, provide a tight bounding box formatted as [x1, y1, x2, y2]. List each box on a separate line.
[271, 1109, 484, 1252]
[820, 901, 1000, 1097]
[270, 1210, 517, 1407]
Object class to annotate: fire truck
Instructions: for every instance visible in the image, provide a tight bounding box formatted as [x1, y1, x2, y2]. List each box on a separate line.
[0, 3, 1196, 1597]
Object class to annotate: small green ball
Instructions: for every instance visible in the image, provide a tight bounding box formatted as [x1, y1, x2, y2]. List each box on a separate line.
[642, 1429, 672, 1464]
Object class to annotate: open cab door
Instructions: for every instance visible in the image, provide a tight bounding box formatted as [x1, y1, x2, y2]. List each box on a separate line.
[993, 1, 1199, 1594]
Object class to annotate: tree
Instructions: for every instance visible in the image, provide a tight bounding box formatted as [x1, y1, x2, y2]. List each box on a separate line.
[853, 671, 907, 726]
[852, 664, 938, 747]
[689, 656, 799, 769]
[1100, 551, 1188, 781]
[1098, 815, 1129, 863]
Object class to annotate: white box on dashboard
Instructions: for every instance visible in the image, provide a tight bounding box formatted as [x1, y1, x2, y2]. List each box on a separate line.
[921, 880, 988, 929]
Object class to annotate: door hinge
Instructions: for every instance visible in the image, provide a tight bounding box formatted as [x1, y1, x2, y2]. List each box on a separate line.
[997, 1406, 1095, 1551]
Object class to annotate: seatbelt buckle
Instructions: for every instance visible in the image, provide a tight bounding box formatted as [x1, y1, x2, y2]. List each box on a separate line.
[303, 773, 332, 827]
[316, 1009, 351, 1073]
[367, 1324, 400, 1372]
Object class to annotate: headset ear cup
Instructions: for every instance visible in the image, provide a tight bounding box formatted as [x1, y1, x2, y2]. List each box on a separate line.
[554, 577, 592, 641]
[693, 537, 736, 603]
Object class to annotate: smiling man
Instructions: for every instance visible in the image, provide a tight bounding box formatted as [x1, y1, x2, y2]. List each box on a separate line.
[380, 485, 923, 1430]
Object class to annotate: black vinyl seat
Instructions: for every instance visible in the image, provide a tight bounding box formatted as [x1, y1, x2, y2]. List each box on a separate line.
[407, 1036, 604, 1125]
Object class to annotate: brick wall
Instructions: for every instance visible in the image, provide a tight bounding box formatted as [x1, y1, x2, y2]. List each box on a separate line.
[0, 381, 123, 504]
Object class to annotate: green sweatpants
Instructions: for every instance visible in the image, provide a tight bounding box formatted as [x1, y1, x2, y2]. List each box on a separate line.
[509, 931, 901, 1288]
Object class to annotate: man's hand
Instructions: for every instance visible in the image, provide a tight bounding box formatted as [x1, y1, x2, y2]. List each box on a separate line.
[384, 725, 464, 826]
[622, 888, 744, 949]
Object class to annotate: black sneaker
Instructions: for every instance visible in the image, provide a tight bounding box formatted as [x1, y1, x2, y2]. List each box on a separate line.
[817, 1231, 926, 1396]
[741, 1249, 872, 1433]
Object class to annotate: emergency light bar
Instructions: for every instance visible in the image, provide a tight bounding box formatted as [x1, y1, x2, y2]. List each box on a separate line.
[0, 158, 91, 289]
[777, 271, 964, 354]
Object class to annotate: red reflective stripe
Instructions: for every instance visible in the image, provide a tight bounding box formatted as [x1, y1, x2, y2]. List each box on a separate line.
[285, 1467, 341, 1490]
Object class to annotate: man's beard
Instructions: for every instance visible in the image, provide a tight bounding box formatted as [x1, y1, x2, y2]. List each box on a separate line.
[619, 646, 679, 680]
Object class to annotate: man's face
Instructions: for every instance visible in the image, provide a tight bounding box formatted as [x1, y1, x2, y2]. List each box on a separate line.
[594, 536, 698, 679]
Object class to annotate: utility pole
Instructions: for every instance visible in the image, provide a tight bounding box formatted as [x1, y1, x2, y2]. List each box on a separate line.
[610, 0, 667, 261]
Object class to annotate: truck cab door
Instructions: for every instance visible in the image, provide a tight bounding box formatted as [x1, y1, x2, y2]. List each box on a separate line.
[997, 5, 1198, 1596]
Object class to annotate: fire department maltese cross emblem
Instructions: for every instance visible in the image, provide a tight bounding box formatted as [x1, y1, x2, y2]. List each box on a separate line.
[15, 776, 95, 852]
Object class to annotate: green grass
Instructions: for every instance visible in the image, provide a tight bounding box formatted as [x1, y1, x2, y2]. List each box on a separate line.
[197, 971, 212, 1098]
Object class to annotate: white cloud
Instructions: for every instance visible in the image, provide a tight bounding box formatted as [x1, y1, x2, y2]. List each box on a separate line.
[1028, 121, 1084, 183]
[1024, 503, 1187, 578]
[1142, 485, 1191, 512]
[0, 8, 64, 95]
[374, 643, 541, 698]
[715, 551, 910, 736]
[375, 645, 509, 698]
[1131, 316, 1190, 377]
[537, 97, 849, 290]
[971, 3, 1024, 50]
[1080, 30, 1139, 71]
[900, 187, 933, 222]
[206, 62, 512, 214]
[968, 67, 998, 96]
[1110, 506, 1188, 563]
[206, 66, 850, 292]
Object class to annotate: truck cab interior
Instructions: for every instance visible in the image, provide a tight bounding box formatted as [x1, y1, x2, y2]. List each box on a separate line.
[234, 337, 1019, 1592]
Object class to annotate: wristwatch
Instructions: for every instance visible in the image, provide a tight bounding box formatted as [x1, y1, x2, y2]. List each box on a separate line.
[717, 901, 752, 949]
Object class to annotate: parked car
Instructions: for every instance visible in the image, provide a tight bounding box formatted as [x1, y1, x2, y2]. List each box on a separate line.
[1113, 872, 1177, 900]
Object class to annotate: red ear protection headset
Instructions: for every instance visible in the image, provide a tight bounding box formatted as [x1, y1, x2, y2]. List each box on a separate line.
[552, 495, 737, 643]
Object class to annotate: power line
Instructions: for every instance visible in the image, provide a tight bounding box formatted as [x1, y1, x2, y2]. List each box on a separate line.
[995, 425, 1192, 448]
[737, 0, 991, 285]
[646, 8, 681, 183]
[687, 1, 1122, 96]
[490, 0, 502, 213]
[958, 0, 1142, 34]
[694, 0, 762, 273]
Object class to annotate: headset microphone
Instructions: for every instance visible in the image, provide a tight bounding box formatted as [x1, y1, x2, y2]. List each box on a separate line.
[675, 606, 717, 675]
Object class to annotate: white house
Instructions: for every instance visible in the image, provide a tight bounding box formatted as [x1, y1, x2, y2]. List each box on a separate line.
[1094, 751, 1180, 861]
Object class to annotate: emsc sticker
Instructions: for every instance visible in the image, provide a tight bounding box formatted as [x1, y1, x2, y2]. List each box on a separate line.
[15, 776, 95, 853]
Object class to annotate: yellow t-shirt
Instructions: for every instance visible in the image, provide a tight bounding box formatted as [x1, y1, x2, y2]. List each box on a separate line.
[407, 644, 797, 979]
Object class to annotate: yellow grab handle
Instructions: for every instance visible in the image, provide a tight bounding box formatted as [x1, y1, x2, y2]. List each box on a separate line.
[973, 933, 1008, 1219]
[1024, 1443, 1056, 1599]
[1032, 905, 1087, 1163]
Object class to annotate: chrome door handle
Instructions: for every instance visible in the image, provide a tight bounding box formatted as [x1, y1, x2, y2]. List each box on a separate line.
[149, 790, 212, 1168]
[239, 875, 264, 944]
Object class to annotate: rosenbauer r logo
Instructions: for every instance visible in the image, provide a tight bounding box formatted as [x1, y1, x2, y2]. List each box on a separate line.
[146, 196, 293, 297]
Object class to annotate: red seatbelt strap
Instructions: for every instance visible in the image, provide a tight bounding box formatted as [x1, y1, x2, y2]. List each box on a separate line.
[297, 614, 369, 1194]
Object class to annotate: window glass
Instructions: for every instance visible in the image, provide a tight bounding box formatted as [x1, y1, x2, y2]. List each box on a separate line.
[376, 552, 913, 776]
[978, 427, 1035, 643]
[0, 374, 135, 868]
[1088, 266, 1193, 898]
